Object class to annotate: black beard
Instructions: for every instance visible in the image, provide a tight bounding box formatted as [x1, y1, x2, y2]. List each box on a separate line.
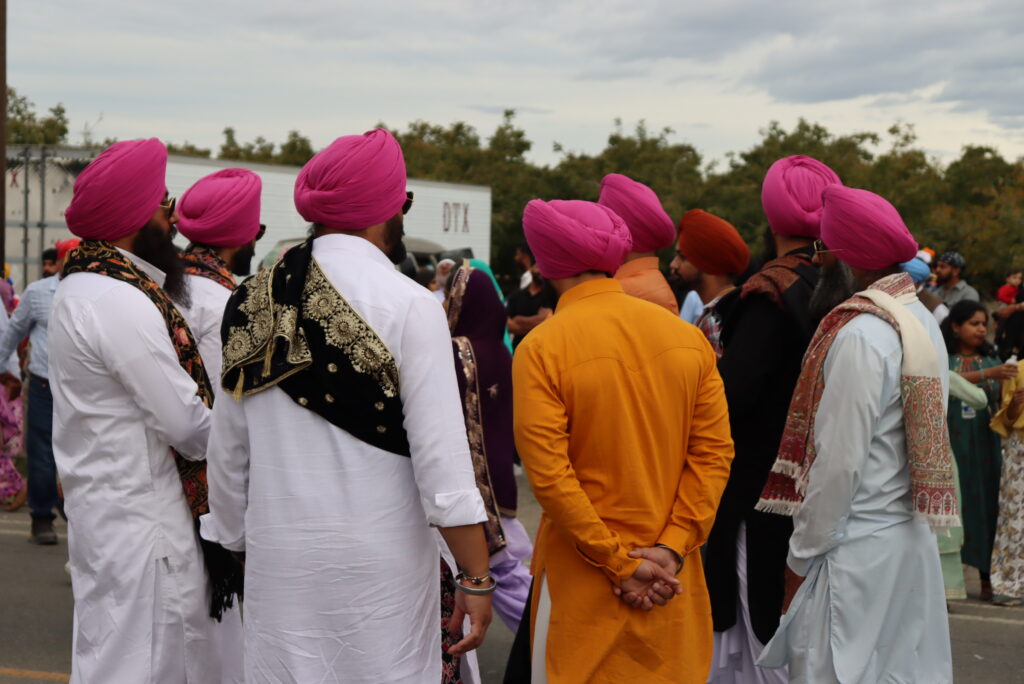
[231, 242, 256, 276]
[384, 215, 407, 265]
[134, 222, 190, 307]
[809, 260, 856, 325]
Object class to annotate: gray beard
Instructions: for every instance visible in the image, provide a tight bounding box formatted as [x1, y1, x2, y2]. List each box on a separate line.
[809, 260, 857, 325]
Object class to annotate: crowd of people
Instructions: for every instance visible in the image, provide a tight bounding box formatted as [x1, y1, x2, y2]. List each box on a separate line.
[0, 126, 1021, 683]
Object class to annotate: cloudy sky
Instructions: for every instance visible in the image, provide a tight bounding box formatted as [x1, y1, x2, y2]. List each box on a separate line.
[13, 0, 1024, 167]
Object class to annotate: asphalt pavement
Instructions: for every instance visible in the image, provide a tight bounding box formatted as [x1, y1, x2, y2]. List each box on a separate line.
[2, 474, 1023, 683]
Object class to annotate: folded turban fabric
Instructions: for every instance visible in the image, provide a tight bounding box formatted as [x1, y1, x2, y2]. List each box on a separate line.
[677, 209, 750, 276]
[938, 251, 965, 270]
[178, 169, 263, 247]
[294, 129, 407, 231]
[597, 174, 676, 253]
[522, 199, 632, 279]
[916, 249, 933, 265]
[820, 186, 919, 270]
[761, 155, 842, 239]
[901, 257, 931, 284]
[55, 238, 81, 261]
[65, 138, 168, 241]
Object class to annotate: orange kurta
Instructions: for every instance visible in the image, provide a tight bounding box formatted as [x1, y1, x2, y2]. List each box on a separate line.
[614, 255, 679, 315]
[513, 278, 734, 683]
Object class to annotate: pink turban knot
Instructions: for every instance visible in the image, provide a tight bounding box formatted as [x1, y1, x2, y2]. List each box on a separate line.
[597, 174, 675, 252]
[761, 155, 842, 239]
[820, 185, 919, 270]
[177, 169, 262, 247]
[523, 199, 632, 279]
[65, 138, 168, 241]
[294, 129, 406, 230]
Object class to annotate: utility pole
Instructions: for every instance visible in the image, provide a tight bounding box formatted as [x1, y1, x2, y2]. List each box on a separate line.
[1, 0, 7, 267]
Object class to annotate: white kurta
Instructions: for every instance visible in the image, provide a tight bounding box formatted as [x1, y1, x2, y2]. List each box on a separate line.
[201, 234, 487, 683]
[180, 273, 234, 390]
[49, 250, 243, 684]
[758, 301, 953, 683]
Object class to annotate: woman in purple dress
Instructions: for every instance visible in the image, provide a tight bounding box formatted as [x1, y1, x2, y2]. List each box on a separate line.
[446, 264, 533, 632]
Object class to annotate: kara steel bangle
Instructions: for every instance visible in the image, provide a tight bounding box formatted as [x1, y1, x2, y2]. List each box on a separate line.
[655, 544, 685, 575]
[455, 572, 498, 595]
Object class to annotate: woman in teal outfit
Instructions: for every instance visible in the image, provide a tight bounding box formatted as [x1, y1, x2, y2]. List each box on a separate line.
[943, 300, 1018, 600]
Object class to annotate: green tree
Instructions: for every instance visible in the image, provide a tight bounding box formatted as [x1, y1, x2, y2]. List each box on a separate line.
[166, 141, 212, 157]
[6, 87, 70, 145]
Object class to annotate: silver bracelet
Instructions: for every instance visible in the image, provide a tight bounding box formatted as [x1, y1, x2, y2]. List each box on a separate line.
[454, 572, 498, 595]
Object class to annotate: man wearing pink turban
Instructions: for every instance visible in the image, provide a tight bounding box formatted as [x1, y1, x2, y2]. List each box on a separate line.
[705, 154, 841, 684]
[176, 168, 264, 386]
[50, 138, 244, 682]
[756, 185, 954, 681]
[598, 173, 680, 314]
[506, 199, 734, 683]
[202, 129, 493, 682]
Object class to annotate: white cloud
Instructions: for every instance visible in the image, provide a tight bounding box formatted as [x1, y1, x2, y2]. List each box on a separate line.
[11, 0, 1024, 167]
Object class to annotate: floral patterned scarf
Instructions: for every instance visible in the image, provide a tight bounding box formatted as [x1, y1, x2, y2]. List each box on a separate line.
[181, 243, 236, 290]
[62, 239, 243, 618]
[756, 272, 960, 530]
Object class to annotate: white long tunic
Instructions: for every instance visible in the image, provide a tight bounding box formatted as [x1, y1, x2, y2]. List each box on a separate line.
[201, 234, 487, 683]
[50, 250, 243, 684]
[758, 301, 953, 683]
[180, 273, 234, 390]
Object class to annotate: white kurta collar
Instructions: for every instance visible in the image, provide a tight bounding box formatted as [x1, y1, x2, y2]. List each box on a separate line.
[311, 233, 395, 270]
[116, 247, 167, 287]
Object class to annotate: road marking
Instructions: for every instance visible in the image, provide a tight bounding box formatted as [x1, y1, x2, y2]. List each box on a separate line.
[0, 667, 69, 681]
[948, 613, 1024, 626]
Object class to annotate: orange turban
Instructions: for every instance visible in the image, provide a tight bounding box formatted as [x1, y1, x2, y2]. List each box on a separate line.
[677, 209, 750, 276]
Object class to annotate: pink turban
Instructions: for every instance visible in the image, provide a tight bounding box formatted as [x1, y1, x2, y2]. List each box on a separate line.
[65, 139, 168, 241]
[597, 174, 675, 252]
[761, 155, 842, 239]
[177, 169, 262, 247]
[294, 129, 406, 230]
[820, 186, 918, 270]
[522, 199, 632, 279]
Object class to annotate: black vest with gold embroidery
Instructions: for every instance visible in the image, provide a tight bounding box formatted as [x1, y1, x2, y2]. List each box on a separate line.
[221, 240, 410, 456]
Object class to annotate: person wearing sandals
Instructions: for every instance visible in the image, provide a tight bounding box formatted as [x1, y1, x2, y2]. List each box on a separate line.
[990, 352, 1024, 606]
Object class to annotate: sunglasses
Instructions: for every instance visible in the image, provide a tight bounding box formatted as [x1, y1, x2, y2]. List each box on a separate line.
[402, 191, 414, 215]
[813, 239, 844, 256]
[256, 224, 266, 241]
[159, 196, 177, 217]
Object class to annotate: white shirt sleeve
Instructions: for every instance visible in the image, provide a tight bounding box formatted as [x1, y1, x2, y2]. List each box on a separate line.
[93, 287, 212, 460]
[0, 305, 20, 375]
[787, 327, 886, 576]
[398, 294, 486, 528]
[200, 394, 250, 551]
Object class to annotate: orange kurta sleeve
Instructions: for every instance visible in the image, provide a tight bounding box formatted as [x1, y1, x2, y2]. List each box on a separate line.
[512, 338, 643, 584]
[657, 344, 735, 557]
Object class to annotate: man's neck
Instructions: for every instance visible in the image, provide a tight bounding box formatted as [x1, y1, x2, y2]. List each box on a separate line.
[773, 235, 813, 258]
[697, 274, 734, 304]
[527, 282, 543, 295]
[944, 276, 961, 292]
[551, 272, 607, 296]
[110, 233, 138, 254]
[854, 265, 901, 290]
[623, 250, 656, 263]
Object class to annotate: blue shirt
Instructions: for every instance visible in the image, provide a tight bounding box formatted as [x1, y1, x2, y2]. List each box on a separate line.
[0, 275, 58, 379]
[679, 289, 704, 325]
